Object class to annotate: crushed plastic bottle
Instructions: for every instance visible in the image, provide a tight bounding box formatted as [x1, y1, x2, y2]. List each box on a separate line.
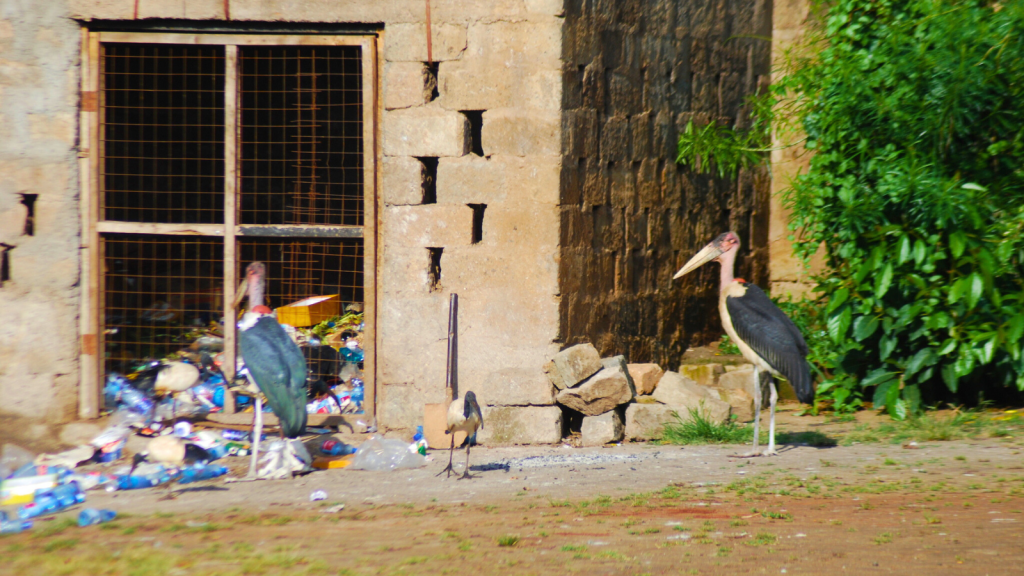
[348, 435, 426, 471]
[108, 466, 175, 491]
[177, 464, 228, 484]
[78, 508, 117, 527]
[0, 512, 32, 534]
[412, 426, 428, 456]
[119, 384, 155, 416]
[320, 440, 357, 456]
[18, 482, 85, 519]
[309, 490, 327, 502]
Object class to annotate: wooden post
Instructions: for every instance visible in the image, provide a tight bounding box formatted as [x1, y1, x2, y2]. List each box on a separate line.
[223, 45, 239, 410]
[77, 30, 101, 418]
[362, 37, 379, 420]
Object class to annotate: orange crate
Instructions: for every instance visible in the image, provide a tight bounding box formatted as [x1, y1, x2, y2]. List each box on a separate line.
[275, 295, 340, 327]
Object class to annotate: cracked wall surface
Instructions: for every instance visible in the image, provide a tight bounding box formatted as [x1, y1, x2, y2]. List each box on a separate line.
[558, 0, 773, 367]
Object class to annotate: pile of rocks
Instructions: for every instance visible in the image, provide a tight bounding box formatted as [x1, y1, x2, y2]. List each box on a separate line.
[545, 343, 764, 446]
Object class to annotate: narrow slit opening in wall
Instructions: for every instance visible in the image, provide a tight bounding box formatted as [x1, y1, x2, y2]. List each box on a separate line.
[417, 157, 438, 204]
[425, 62, 439, 102]
[427, 248, 443, 292]
[0, 244, 11, 285]
[461, 110, 484, 156]
[19, 194, 37, 236]
[468, 204, 486, 244]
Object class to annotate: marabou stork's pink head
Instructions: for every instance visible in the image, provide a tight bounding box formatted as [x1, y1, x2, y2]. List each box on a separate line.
[673, 231, 741, 279]
[245, 262, 272, 314]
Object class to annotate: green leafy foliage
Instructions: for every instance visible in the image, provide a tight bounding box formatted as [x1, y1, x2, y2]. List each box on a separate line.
[680, 0, 1024, 417]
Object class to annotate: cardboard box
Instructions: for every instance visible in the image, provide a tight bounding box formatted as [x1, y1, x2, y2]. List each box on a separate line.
[276, 295, 341, 327]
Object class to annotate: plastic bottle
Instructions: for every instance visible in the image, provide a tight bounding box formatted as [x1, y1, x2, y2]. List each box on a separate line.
[320, 440, 357, 456]
[0, 517, 32, 534]
[18, 482, 85, 519]
[177, 465, 228, 484]
[110, 468, 175, 491]
[78, 509, 117, 527]
[119, 385, 154, 416]
[221, 429, 248, 441]
[412, 426, 428, 456]
[350, 379, 365, 408]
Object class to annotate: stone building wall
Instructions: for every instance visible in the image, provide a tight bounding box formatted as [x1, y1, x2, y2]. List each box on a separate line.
[557, 0, 773, 367]
[0, 0, 82, 425]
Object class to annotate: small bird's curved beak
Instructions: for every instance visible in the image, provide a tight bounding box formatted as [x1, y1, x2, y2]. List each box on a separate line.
[673, 242, 724, 280]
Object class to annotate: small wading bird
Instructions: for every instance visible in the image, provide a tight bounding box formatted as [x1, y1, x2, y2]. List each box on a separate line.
[674, 232, 814, 456]
[437, 391, 483, 479]
[237, 262, 311, 478]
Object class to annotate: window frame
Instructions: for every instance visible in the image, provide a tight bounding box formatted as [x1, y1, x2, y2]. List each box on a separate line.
[77, 30, 378, 419]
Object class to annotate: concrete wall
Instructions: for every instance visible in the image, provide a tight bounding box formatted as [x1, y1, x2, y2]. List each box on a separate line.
[0, 0, 82, 423]
[558, 0, 773, 367]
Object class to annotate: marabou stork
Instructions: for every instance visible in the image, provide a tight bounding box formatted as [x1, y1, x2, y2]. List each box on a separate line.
[237, 262, 311, 478]
[674, 232, 814, 456]
[437, 391, 483, 479]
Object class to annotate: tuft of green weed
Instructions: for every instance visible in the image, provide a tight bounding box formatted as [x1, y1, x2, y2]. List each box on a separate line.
[43, 538, 79, 552]
[496, 535, 520, 547]
[561, 544, 588, 552]
[661, 405, 754, 444]
[748, 532, 777, 547]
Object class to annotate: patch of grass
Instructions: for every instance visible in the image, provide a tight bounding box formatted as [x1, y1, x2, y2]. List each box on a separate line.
[561, 544, 588, 552]
[43, 538, 78, 552]
[458, 541, 472, 552]
[33, 518, 77, 538]
[748, 532, 777, 547]
[730, 519, 749, 527]
[661, 405, 753, 445]
[716, 546, 732, 557]
[842, 408, 1018, 445]
[496, 535, 520, 547]
[597, 550, 629, 561]
[874, 532, 895, 544]
[761, 510, 792, 520]
[884, 458, 898, 466]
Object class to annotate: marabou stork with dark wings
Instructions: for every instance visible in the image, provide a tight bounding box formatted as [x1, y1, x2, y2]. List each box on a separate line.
[674, 232, 814, 456]
[237, 262, 310, 478]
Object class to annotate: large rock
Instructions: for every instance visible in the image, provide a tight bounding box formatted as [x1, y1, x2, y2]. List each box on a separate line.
[477, 406, 563, 445]
[717, 367, 765, 407]
[627, 363, 663, 395]
[678, 363, 723, 388]
[719, 388, 755, 423]
[544, 343, 602, 390]
[651, 371, 731, 424]
[624, 403, 678, 441]
[468, 367, 555, 406]
[555, 356, 635, 416]
[581, 410, 624, 446]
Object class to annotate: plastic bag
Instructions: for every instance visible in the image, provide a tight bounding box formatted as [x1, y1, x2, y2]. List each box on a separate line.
[1, 445, 35, 480]
[348, 435, 425, 471]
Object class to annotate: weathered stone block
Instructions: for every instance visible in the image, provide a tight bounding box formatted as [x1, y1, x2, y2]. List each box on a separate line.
[545, 343, 602, 390]
[624, 403, 677, 441]
[627, 363, 663, 395]
[468, 367, 555, 406]
[384, 107, 469, 157]
[478, 406, 563, 445]
[385, 62, 430, 110]
[555, 356, 635, 416]
[717, 367, 757, 399]
[382, 156, 425, 205]
[385, 204, 474, 247]
[679, 364, 724, 388]
[436, 155, 560, 206]
[720, 388, 755, 423]
[600, 115, 629, 162]
[651, 371, 731, 424]
[581, 410, 624, 446]
[385, 23, 467, 62]
[481, 109, 560, 156]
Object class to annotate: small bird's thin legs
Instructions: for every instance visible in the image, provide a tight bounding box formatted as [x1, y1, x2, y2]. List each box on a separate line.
[458, 443, 473, 480]
[436, 434, 456, 478]
[763, 381, 779, 456]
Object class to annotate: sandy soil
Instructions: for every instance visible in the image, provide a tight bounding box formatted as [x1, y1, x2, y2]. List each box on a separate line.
[3, 407, 1024, 575]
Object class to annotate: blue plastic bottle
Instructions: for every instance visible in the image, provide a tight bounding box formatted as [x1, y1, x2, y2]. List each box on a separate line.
[0, 517, 32, 534]
[320, 440, 356, 456]
[78, 509, 117, 527]
[18, 482, 84, 519]
[177, 465, 228, 484]
[120, 385, 154, 415]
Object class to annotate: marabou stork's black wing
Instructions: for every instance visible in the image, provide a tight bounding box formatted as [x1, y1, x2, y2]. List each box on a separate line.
[238, 317, 308, 437]
[725, 283, 814, 404]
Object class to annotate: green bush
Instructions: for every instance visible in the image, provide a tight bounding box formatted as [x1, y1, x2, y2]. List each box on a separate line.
[679, 0, 1024, 417]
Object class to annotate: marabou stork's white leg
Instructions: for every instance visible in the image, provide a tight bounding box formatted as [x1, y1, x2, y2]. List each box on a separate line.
[248, 396, 263, 478]
[436, 434, 456, 478]
[458, 442, 473, 480]
[739, 366, 763, 457]
[763, 380, 779, 456]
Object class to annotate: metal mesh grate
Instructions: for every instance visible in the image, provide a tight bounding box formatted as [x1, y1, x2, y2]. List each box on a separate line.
[238, 238, 364, 308]
[238, 45, 364, 226]
[102, 234, 224, 375]
[101, 44, 225, 223]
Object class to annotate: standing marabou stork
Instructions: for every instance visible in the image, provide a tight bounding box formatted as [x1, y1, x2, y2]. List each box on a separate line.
[437, 391, 483, 479]
[674, 232, 814, 456]
[237, 262, 311, 478]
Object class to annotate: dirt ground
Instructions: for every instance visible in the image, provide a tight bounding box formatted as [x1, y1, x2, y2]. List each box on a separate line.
[3, 407, 1024, 575]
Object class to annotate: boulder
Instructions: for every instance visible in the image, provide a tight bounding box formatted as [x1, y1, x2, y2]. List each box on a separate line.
[581, 411, 624, 446]
[627, 363, 664, 395]
[544, 343, 602, 390]
[651, 371, 731, 424]
[477, 406, 563, 445]
[717, 366, 767, 408]
[678, 363, 723, 388]
[469, 367, 555, 406]
[719, 388, 755, 422]
[555, 356, 635, 416]
[624, 403, 677, 441]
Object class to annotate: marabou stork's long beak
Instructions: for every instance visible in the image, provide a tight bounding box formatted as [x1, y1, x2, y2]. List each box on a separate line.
[673, 241, 725, 279]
